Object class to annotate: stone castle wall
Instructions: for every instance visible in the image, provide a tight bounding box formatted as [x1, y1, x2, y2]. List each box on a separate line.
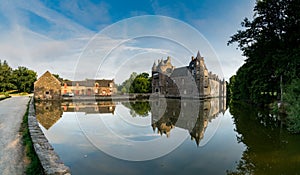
[152, 52, 226, 99]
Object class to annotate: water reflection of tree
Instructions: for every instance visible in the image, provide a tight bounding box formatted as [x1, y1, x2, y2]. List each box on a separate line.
[228, 102, 300, 175]
[122, 100, 151, 117]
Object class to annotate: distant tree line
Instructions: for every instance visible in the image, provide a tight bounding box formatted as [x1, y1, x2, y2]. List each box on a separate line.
[228, 0, 300, 132]
[0, 60, 37, 93]
[118, 72, 152, 94]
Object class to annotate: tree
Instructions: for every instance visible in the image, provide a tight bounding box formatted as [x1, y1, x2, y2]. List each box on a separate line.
[129, 72, 151, 93]
[228, 0, 300, 104]
[12, 66, 37, 93]
[284, 79, 300, 133]
[119, 72, 137, 93]
[0, 60, 15, 92]
[52, 73, 70, 84]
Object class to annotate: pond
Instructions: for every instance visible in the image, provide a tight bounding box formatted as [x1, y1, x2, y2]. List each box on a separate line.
[35, 98, 300, 175]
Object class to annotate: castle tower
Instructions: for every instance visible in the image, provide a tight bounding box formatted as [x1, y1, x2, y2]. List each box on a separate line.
[188, 51, 205, 96]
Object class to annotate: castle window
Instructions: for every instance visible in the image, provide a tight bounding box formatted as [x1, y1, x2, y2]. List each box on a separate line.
[182, 78, 184, 85]
[45, 91, 50, 95]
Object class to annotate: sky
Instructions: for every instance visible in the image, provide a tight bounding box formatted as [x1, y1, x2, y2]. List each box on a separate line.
[0, 0, 255, 83]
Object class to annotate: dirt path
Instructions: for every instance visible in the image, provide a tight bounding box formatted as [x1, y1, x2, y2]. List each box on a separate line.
[0, 96, 30, 175]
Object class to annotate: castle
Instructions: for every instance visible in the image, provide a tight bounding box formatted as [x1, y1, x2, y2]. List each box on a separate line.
[151, 51, 226, 98]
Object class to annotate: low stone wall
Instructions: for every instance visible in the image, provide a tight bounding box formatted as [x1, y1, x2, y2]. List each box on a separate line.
[28, 97, 71, 175]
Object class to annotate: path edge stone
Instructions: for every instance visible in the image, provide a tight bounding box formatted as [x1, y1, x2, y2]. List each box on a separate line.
[28, 97, 71, 175]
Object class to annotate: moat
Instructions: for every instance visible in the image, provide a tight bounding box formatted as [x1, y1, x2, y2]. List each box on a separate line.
[35, 99, 300, 175]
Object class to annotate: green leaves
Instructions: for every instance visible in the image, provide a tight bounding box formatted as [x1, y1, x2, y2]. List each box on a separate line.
[119, 72, 151, 94]
[0, 60, 37, 93]
[228, 0, 300, 104]
[12, 66, 37, 93]
[0, 60, 16, 92]
[284, 79, 300, 133]
[129, 73, 151, 93]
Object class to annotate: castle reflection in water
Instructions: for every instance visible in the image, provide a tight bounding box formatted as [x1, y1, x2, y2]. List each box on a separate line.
[151, 97, 226, 145]
[35, 97, 226, 146]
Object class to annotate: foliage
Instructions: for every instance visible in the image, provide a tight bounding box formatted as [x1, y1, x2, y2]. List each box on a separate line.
[119, 72, 152, 93]
[0, 60, 37, 93]
[129, 72, 151, 93]
[228, 0, 300, 104]
[122, 100, 151, 117]
[53, 74, 64, 83]
[0, 60, 16, 91]
[12, 66, 37, 93]
[20, 101, 44, 174]
[284, 79, 300, 133]
[119, 72, 137, 93]
[53, 73, 70, 84]
[227, 101, 300, 174]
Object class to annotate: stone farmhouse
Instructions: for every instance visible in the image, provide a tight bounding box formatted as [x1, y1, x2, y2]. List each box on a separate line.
[151, 51, 226, 99]
[34, 71, 62, 100]
[34, 71, 116, 100]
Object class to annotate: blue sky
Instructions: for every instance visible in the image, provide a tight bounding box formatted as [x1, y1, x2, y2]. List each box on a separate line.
[0, 0, 255, 83]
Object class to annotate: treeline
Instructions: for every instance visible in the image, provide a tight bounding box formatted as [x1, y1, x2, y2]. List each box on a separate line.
[0, 60, 37, 93]
[228, 0, 299, 104]
[228, 0, 300, 132]
[117, 72, 152, 93]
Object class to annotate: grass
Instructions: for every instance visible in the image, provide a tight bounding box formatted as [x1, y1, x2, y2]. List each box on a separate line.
[20, 100, 44, 175]
[0, 94, 11, 101]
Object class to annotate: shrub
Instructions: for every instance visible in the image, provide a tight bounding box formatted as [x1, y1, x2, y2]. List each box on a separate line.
[284, 79, 300, 133]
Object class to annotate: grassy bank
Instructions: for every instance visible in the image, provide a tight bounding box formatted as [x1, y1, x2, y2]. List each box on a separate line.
[20, 100, 44, 175]
[0, 92, 11, 101]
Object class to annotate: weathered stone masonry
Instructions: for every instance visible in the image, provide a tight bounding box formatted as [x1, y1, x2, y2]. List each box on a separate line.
[28, 97, 71, 175]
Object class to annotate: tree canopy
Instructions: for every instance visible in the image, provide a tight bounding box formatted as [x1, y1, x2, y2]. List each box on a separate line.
[228, 0, 300, 104]
[0, 60, 15, 92]
[12, 67, 37, 93]
[118, 72, 152, 94]
[0, 60, 37, 93]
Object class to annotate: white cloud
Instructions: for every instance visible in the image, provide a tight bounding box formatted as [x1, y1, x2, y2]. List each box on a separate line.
[0, 0, 256, 83]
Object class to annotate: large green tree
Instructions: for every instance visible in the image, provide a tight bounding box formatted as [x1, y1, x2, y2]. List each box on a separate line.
[228, 0, 300, 104]
[129, 72, 151, 93]
[0, 60, 15, 92]
[12, 66, 37, 93]
[118, 72, 152, 93]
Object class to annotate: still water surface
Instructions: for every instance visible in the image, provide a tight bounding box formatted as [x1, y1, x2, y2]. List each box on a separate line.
[35, 99, 300, 175]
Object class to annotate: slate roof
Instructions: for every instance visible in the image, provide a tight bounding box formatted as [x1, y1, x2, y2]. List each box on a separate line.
[170, 67, 190, 77]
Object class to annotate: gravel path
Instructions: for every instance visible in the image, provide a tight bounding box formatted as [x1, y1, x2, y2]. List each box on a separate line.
[0, 96, 30, 175]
